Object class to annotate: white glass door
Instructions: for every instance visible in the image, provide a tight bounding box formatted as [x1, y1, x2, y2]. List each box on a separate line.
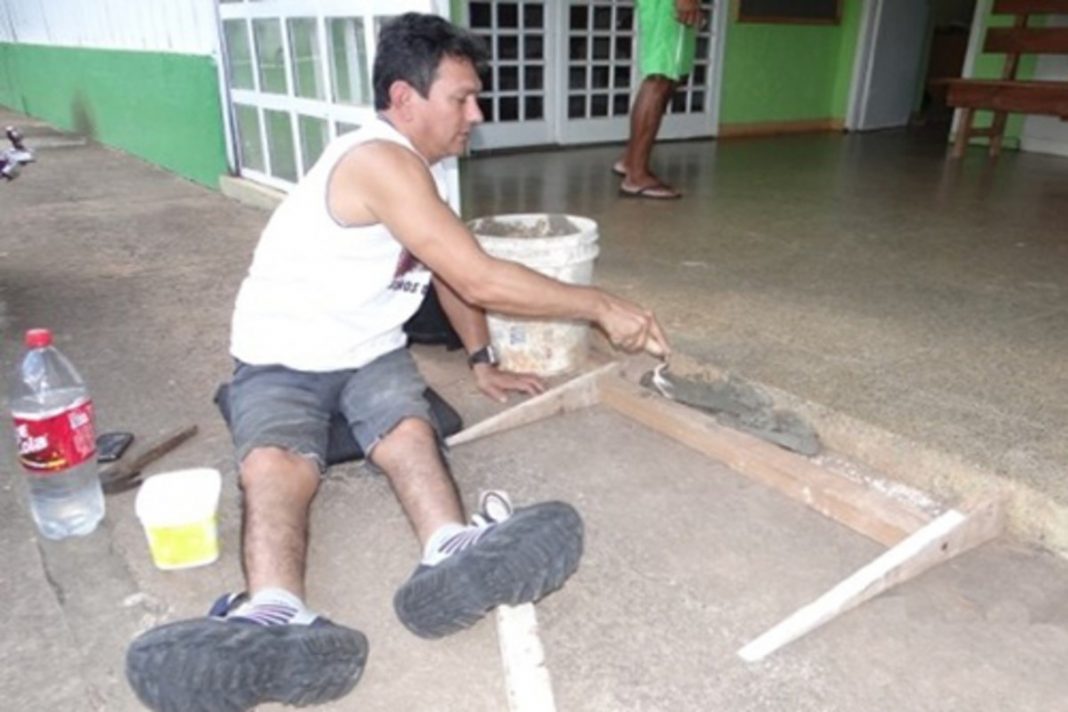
[218, 0, 443, 191]
[469, 0, 723, 151]
[466, 1, 553, 150]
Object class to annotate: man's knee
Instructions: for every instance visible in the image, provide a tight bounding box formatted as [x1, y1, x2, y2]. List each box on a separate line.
[239, 446, 319, 493]
[369, 417, 440, 469]
[382, 416, 437, 446]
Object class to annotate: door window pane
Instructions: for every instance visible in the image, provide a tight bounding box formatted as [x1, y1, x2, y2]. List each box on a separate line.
[524, 34, 543, 60]
[593, 6, 612, 30]
[253, 19, 288, 94]
[591, 94, 609, 117]
[265, 109, 297, 182]
[593, 37, 610, 60]
[499, 66, 519, 92]
[524, 66, 543, 91]
[497, 4, 518, 28]
[299, 116, 328, 173]
[569, 5, 588, 30]
[470, 2, 491, 27]
[499, 35, 518, 60]
[568, 95, 585, 119]
[329, 18, 371, 106]
[499, 97, 519, 121]
[523, 4, 543, 28]
[235, 104, 264, 173]
[524, 96, 543, 121]
[336, 122, 360, 136]
[223, 20, 254, 90]
[288, 18, 325, 100]
[592, 66, 609, 90]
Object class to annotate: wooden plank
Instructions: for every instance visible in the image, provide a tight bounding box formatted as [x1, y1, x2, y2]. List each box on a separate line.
[596, 376, 930, 546]
[985, 27, 1068, 54]
[446, 361, 619, 448]
[718, 118, 844, 139]
[738, 497, 1004, 661]
[496, 604, 557, 712]
[993, 0, 1068, 16]
[946, 80, 1068, 117]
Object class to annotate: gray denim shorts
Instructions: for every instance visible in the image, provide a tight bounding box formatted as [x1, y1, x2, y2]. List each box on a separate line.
[228, 347, 437, 472]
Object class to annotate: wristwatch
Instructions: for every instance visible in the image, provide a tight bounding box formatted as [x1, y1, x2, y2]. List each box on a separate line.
[467, 344, 499, 369]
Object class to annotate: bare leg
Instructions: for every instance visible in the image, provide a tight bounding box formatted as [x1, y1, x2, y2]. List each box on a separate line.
[618, 74, 678, 191]
[240, 446, 321, 598]
[369, 417, 464, 547]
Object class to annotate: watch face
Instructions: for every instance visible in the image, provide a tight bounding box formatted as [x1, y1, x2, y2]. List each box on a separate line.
[469, 344, 499, 367]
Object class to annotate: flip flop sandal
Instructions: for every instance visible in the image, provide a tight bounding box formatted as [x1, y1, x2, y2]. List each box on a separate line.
[619, 182, 682, 200]
[611, 162, 627, 177]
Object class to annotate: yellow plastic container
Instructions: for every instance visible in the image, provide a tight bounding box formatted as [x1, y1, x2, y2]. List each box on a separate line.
[135, 468, 221, 570]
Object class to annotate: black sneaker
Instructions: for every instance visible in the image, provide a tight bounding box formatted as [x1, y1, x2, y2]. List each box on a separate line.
[394, 491, 584, 639]
[125, 594, 368, 712]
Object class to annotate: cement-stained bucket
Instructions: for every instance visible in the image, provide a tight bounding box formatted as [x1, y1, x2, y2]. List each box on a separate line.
[469, 213, 599, 376]
[135, 468, 221, 570]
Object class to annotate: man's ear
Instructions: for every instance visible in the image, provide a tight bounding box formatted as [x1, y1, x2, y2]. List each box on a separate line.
[389, 80, 417, 119]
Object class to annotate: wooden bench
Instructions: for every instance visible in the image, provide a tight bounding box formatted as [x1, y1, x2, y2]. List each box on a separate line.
[946, 0, 1068, 158]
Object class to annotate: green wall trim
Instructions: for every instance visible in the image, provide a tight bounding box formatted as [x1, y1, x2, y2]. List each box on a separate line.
[719, 0, 862, 126]
[0, 43, 228, 187]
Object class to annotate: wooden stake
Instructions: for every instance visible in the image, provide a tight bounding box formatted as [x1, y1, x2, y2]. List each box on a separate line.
[446, 361, 618, 448]
[738, 496, 1004, 661]
[496, 604, 558, 712]
[597, 376, 930, 546]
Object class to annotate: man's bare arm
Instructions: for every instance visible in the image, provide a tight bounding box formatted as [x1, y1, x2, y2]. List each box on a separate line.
[331, 141, 670, 356]
[433, 275, 545, 401]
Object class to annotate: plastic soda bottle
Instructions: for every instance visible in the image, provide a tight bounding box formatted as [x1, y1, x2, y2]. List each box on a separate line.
[9, 328, 105, 539]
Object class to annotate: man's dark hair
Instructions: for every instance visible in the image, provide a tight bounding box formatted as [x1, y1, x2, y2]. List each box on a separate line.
[373, 13, 489, 111]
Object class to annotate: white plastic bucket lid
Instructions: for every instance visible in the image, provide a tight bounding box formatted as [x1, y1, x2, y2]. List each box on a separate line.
[135, 468, 222, 527]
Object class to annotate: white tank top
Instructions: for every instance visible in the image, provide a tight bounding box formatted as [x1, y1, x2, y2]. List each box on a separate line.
[230, 118, 446, 371]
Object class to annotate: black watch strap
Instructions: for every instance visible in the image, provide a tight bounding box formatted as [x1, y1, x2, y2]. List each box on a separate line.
[467, 344, 499, 368]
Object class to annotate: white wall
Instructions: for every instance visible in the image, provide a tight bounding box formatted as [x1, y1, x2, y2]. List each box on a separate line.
[0, 0, 218, 55]
[1020, 15, 1068, 158]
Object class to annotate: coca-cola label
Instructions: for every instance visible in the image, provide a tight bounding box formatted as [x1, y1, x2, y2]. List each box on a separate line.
[12, 398, 96, 475]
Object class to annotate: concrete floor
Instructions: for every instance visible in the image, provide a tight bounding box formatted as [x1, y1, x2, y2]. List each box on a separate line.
[461, 131, 1068, 552]
[1, 107, 1067, 710]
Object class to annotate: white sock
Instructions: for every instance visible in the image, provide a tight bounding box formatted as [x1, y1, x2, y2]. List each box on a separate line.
[229, 587, 318, 626]
[422, 522, 485, 566]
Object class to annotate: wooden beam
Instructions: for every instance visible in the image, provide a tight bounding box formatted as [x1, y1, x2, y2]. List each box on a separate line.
[496, 604, 557, 712]
[993, 0, 1068, 14]
[446, 361, 619, 448]
[737, 497, 1004, 661]
[718, 118, 844, 140]
[596, 376, 931, 546]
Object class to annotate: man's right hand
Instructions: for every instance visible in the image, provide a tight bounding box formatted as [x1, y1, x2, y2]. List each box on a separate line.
[675, 0, 703, 27]
[596, 293, 671, 358]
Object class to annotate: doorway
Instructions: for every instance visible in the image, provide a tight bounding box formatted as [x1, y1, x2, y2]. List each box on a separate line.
[847, 0, 978, 132]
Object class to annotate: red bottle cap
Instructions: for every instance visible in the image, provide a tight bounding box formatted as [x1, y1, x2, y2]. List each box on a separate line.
[25, 328, 53, 348]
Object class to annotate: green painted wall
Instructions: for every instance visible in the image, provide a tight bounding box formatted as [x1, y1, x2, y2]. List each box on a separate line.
[719, 0, 863, 126]
[0, 43, 228, 187]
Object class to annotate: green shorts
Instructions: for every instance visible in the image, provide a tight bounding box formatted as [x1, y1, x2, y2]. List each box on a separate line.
[637, 0, 697, 81]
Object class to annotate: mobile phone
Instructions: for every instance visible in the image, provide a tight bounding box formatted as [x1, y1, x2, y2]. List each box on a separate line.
[97, 431, 134, 463]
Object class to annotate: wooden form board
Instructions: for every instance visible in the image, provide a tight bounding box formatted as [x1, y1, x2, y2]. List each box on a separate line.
[444, 359, 1004, 684]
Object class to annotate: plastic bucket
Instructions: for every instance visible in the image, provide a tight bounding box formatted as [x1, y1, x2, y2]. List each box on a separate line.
[135, 468, 221, 570]
[469, 213, 599, 377]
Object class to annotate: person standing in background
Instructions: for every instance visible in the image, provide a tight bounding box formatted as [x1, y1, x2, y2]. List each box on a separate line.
[615, 0, 703, 200]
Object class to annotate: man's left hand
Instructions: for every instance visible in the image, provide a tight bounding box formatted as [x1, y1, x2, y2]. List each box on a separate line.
[472, 364, 546, 403]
